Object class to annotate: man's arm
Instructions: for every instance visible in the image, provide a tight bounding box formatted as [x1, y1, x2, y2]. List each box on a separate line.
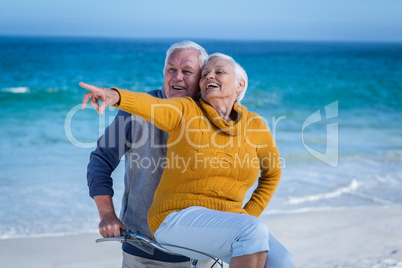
[87, 109, 132, 237]
[94, 195, 126, 237]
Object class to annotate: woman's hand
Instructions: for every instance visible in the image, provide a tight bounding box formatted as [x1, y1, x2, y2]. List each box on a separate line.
[80, 82, 121, 115]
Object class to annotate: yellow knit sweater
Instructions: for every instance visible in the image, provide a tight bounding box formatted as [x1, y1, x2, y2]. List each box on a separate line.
[115, 89, 282, 235]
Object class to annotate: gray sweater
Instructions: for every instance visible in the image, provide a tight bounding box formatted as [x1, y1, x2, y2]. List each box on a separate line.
[87, 89, 189, 262]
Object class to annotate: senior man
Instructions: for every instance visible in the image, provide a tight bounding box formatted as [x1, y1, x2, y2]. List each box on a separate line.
[87, 41, 220, 267]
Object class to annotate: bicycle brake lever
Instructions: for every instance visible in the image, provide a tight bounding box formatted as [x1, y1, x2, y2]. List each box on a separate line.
[95, 236, 126, 243]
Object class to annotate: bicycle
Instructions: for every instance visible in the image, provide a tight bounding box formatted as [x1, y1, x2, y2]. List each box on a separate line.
[96, 230, 224, 268]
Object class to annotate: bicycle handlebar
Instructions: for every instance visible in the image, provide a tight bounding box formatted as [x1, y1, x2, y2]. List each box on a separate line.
[96, 230, 181, 255]
[95, 230, 222, 267]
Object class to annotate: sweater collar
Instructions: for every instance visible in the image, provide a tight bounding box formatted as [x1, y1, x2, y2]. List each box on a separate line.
[160, 89, 167, 99]
[199, 98, 247, 136]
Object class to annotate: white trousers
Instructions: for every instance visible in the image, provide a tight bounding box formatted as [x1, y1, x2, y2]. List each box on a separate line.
[154, 206, 294, 268]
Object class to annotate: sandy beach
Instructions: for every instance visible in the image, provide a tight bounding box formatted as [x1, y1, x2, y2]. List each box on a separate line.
[266, 206, 402, 267]
[1, 206, 401, 268]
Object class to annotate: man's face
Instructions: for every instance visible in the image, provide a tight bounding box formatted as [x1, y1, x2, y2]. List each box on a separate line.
[163, 49, 202, 99]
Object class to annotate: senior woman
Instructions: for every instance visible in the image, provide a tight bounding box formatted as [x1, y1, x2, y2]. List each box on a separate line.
[80, 53, 294, 268]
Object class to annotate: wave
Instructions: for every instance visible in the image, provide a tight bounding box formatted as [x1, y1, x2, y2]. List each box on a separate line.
[0, 87, 62, 94]
[287, 179, 359, 205]
[45, 88, 59, 93]
[262, 204, 398, 217]
[1, 87, 30, 94]
[0, 229, 98, 240]
[264, 206, 348, 216]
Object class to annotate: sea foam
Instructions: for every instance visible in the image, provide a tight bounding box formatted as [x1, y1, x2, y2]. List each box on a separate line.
[287, 179, 359, 205]
[1, 87, 30, 94]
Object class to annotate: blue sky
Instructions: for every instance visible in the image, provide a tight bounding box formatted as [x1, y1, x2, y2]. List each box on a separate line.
[0, 0, 401, 42]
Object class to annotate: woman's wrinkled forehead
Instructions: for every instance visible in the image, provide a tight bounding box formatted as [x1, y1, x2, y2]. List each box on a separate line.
[202, 58, 233, 71]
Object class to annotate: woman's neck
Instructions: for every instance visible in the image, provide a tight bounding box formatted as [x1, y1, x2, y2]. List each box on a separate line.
[203, 98, 237, 122]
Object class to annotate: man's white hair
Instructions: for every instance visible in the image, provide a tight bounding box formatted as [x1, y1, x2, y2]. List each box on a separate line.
[207, 53, 248, 103]
[163, 41, 208, 74]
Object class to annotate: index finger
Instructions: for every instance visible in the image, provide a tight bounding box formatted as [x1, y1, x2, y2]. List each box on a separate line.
[79, 82, 100, 92]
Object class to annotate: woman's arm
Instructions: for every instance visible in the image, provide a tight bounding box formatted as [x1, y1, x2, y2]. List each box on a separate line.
[81, 82, 121, 115]
[243, 122, 282, 217]
[81, 82, 187, 132]
[115, 88, 187, 132]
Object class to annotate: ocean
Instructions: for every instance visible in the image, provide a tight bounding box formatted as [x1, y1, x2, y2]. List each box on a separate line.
[0, 36, 401, 239]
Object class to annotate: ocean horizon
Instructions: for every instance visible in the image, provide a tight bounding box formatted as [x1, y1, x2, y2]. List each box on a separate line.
[1, 36, 401, 239]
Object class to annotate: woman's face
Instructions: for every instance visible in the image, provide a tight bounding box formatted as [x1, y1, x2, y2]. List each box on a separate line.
[200, 58, 242, 104]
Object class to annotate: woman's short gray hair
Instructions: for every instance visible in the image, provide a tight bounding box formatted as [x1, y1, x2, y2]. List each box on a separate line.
[207, 53, 248, 103]
[163, 41, 208, 74]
